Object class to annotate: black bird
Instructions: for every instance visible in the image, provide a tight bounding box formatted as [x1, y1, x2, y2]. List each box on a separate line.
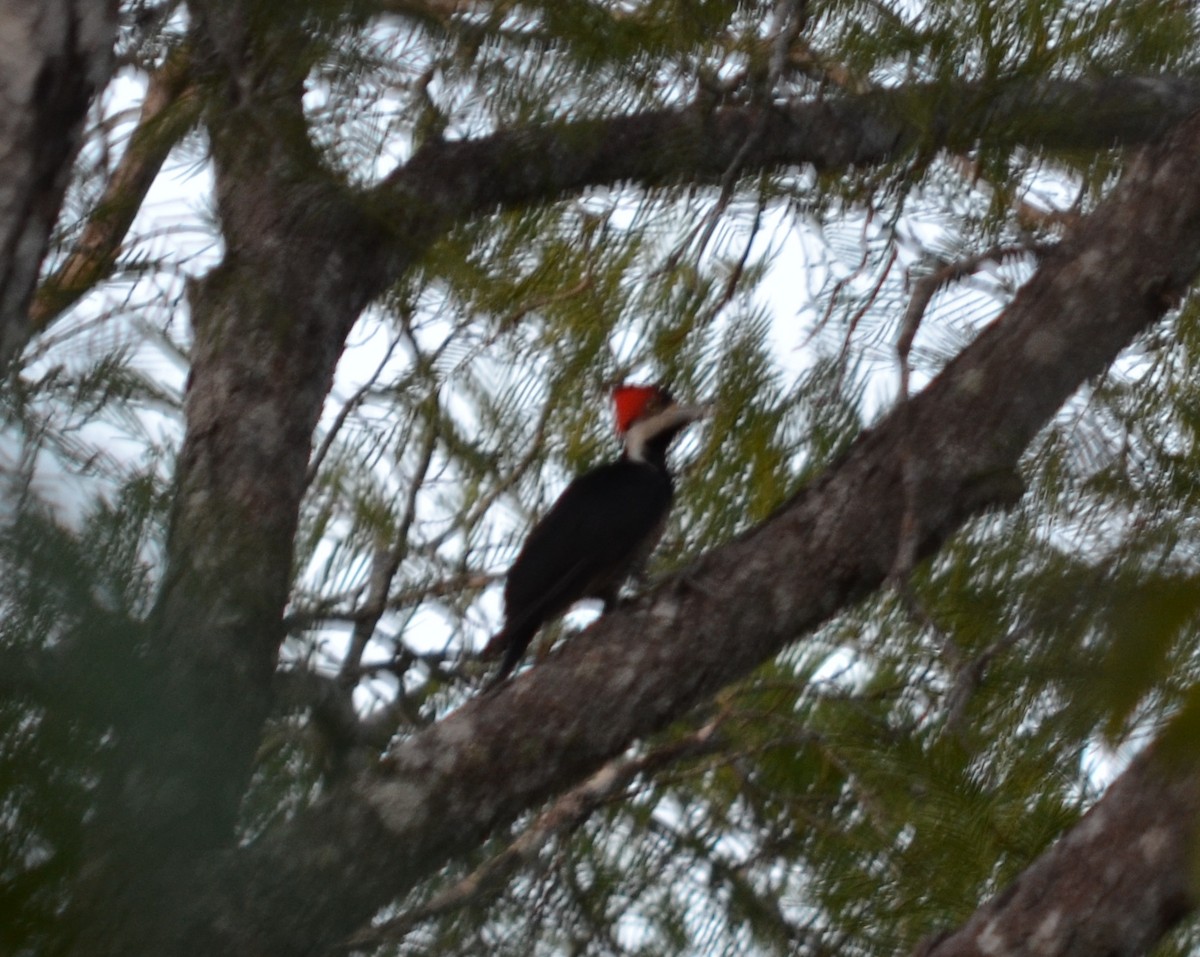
[481, 384, 706, 687]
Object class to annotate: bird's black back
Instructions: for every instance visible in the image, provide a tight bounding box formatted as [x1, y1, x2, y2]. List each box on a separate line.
[504, 458, 673, 622]
[481, 458, 673, 688]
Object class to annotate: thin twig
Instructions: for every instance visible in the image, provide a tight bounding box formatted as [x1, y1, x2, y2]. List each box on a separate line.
[943, 625, 1025, 741]
[896, 241, 1044, 401]
[422, 402, 552, 555]
[284, 570, 496, 630]
[340, 398, 440, 683]
[947, 154, 1081, 234]
[662, 0, 807, 280]
[305, 334, 404, 488]
[888, 241, 1045, 585]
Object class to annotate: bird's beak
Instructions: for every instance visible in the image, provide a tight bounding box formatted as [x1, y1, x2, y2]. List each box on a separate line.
[665, 401, 710, 427]
[622, 399, 710, 461]
[639, 402, 707, 435]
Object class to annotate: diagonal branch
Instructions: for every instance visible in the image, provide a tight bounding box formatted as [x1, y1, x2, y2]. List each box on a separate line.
[29, 45, 196, 335]
[340, 402, 439, 683]
[194, 108, 1200, 957]
[305, 333, 403, 489]
[916, 742, 1200, 957]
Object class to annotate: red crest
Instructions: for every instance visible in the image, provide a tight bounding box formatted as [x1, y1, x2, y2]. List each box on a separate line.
[611, 384, 661, 434]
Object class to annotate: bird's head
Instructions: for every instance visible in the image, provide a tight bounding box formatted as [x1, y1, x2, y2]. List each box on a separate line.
[611, 383, 708, 464]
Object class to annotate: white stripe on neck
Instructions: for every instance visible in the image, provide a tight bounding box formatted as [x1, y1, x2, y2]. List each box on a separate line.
[622, 405, 701, 463]
[624, 416, 654, 463]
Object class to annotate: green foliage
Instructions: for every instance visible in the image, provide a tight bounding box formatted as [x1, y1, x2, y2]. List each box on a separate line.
[0, 479, 165, 953]
[12, 0, 1200, 955]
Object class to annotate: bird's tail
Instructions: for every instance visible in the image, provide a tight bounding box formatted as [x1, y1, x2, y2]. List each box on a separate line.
[479, 618, 539, 693]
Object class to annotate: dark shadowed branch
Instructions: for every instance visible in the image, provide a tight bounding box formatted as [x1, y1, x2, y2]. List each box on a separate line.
[0, 0, 119, 363]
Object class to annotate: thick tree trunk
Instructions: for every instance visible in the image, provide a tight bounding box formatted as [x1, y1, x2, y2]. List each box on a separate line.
[61, 13, 389, 951]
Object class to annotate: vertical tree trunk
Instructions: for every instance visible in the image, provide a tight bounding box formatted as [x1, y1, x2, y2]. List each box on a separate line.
[63, 25, 387, 950]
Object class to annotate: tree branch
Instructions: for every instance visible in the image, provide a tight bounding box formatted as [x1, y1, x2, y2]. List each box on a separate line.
[916, 743, 1199, 957]
[373, 74, 1200, 249]
[0, 0, 118, 363]
[194, 107, 1200, 957]
[28, 45, 196, 335]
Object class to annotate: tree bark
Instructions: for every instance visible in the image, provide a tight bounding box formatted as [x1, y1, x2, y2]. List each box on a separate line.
[376, 74, 1200, 226]
[363, 74, 1200, 297]
[47, 9, 1200, 951]
[64, 9, 390, 951]
[0, 0, 118, 363]
[165, 110, 1200, 955]
[919, 745, 1200, 957]
[28, 48, 195, 331]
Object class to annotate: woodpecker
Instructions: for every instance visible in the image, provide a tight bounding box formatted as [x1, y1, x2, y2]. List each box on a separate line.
[481, 384, 706, 688]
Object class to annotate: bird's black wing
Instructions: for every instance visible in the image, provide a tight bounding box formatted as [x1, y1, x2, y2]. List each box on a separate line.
[481, 460, 672, 687]
[503, 460, 672, 620]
